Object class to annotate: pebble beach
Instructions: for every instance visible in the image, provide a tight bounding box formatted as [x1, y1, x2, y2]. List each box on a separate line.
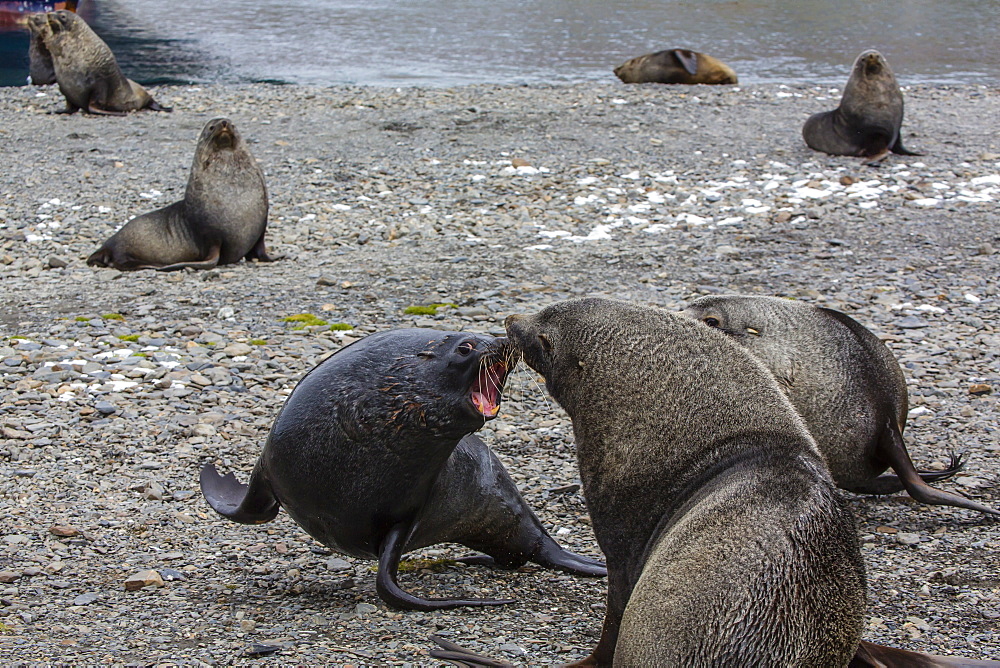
[1, 81, 999, 664]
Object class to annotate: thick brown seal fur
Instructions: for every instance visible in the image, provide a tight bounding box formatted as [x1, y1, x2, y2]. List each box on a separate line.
[40, 10, 169, 114]
[87, 118, 275, 271]
[507, 298, 865, 666]
[802, 49, 920, 162]
[614, 49, 738, 85]
[682, 295, 999, 517]
[26, 13, 57, 86]
[200, 329, 605, 612]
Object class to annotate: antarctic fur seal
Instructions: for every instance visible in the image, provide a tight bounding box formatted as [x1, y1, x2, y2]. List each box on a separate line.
[26, 13, 57, 86]
[682, 295, 999, 517]
[506, 298, 865, 666]
[87, 117, 275, 271]
[614, 49, 738, 85]
[40, 10, 169, 114]
[200, 329, 605, 611]
[802, 49, 919, 162]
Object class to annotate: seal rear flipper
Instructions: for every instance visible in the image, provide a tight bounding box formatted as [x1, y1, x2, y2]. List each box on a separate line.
[375, 522, 516, 611]
[428, 636, 514, 668]
[851, 640, 1000, 667]
[85, 103, 127, 117]
[877, 421, 1000, 516]
[200, 463, 280, 524]
[529, 535, 607, 576]
[147, 99, 172, 112]
[848, 452, 965, 495]
[245, 233, 278, 263]
[890, 135, 922, 156]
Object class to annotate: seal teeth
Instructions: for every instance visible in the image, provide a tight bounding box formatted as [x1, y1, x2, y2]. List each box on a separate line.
[471, 361, 507, 417]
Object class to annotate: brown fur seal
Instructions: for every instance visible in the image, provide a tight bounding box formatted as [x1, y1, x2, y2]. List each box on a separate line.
[682, 295, 999, 517]
[87, 117, 275, 271]
[614, 49, 738, 85]
[26, 13, 57, 86]
[802, 49, 920, 163]
[40, 10, 169, 114]
[506, 298, 865, 666]
[200, 329, 606, 612]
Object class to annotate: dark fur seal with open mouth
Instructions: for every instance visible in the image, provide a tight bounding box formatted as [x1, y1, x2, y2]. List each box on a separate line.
[39, 10, 170, 114]
[613, 49, 738, 85]
[682, 295, 998, 517]
[87, 117, 275, 271]
[802, 49, 920, 163]
[201, 329, 605, 611]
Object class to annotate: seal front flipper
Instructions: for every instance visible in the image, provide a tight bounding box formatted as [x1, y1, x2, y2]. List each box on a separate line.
[851, 639, 1000, 667]
[877, 421, 1000, 516]
[200, 463, 280, 524]
[428, 636, 514, 667]
[155, 245, 221, 272]
[453, 543, 606, 577]
[376, 522, 516, 611]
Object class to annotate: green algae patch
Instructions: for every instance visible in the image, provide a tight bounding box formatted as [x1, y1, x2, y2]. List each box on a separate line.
[74, 316, 90, 322]
[249, 339, 268, 346]
[283, 313, 330, 330]
[117, 334, 140, 342]
[404, 303, 457, 316]
[329, 323, 353, 331]
[101, 313, 125, 321]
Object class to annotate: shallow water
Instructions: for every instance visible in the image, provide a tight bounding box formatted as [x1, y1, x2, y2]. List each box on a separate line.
[4, 0, 999, 87]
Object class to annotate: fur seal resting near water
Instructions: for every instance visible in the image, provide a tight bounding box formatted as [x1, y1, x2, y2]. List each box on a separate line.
[802, 49, 920, 163]
[26, 14, 57, 86]
[200, 329, 606, 611]
[682, 295, 999, 517]
[39, 10, 169, 114]
[614, 49, 738, 85]
[87, 117, 275, 271]
[506, 298, 866, 666]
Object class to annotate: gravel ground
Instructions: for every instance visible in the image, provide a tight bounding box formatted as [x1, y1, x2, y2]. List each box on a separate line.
[0, 81, 998, 665]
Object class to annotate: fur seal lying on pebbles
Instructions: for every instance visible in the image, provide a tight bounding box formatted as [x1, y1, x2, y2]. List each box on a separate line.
[39, 10, 169, 114]
[87, 117, 275, 271]
[26, 14, 57, 86]
[682, 295, 999, 517]
[506, 298, 865, 665]
[802, 49, 920, 163]
[614, 49, 738, 85]
[201, 329, 605, 611]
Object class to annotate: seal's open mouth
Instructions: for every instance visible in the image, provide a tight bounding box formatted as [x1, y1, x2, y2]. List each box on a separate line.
[470, 361, 508, 418]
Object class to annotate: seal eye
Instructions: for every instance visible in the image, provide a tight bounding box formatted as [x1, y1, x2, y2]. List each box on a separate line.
[538, 334, 552, 353]
[703, 317, 721, 328]
[457, 341, 476, 356]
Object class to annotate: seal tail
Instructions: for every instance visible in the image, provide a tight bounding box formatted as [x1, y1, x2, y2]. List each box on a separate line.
[199, 462, 280, 524]
[428, 636, 514, 667]
[851, 640, 1000, 667]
